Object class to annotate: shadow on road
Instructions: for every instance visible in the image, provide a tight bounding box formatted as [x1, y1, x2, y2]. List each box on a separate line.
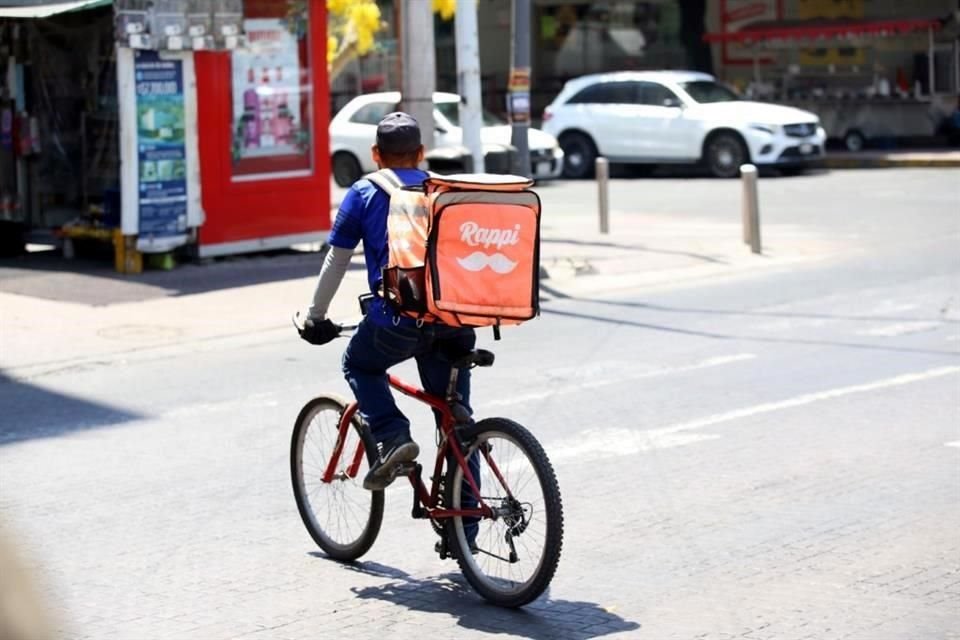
[336, 560, 640, 639]
[540, 283, 959, 326]
[0, 372, 142, 445]
[540, 237, 727, 265]
[538, 301, 959, 357]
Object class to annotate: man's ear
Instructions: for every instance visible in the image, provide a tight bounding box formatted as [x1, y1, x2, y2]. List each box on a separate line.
[371, 145, 382, 167]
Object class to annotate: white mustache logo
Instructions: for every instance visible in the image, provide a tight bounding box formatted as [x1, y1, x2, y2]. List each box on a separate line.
[456, 251, 518, 274]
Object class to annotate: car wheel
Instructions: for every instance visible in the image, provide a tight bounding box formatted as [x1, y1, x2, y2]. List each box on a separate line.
[558, 132, 597, 179]
[843, 129, 866, 152]
[705, 132, 748, 178]
[332, 152, 362, 187]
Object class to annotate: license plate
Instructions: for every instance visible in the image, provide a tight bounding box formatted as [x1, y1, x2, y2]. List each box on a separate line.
[799, 143, 814, 154]
[536, 161, 551, 176]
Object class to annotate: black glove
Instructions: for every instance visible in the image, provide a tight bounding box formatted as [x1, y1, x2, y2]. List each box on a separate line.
[299, 317, 341, 345]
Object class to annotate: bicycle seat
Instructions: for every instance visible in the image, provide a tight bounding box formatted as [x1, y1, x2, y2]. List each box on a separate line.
[451, 349, 495, 369]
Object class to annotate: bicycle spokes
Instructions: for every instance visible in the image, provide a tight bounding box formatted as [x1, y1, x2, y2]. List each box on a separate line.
[445, 420, 562, 607]
[291, 396, 384, 561]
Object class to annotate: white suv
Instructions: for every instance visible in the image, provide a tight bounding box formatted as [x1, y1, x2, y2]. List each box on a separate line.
[541, 71, 826, 178]
[330, 91, 564, 186]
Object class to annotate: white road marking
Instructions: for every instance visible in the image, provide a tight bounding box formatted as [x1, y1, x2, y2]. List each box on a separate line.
[946, 441, 960, 448]
[485, 353, 756, 407]
[651, 365, 960, 437]
[548, 430, 720, 463]
[546, 366, 960, 464]
[857, 321, 941, 337]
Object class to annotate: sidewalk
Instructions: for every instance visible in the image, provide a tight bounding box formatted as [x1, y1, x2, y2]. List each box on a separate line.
[0, 212, 839, 380]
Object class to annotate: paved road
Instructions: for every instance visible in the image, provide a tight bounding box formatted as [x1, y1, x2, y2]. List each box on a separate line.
[1, 169, 958, 639]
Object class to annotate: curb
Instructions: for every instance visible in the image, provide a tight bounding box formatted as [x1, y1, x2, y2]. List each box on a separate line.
[823, 155, 960, 169]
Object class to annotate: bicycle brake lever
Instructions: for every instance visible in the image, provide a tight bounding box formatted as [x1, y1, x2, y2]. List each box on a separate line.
[291, 312, 305, 332]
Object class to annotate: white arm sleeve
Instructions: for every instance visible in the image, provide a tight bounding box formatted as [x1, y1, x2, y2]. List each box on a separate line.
[307, 245, 354, 320]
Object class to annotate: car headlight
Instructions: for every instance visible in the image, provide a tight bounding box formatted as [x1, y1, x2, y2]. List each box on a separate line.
[749, 124, 779, 135]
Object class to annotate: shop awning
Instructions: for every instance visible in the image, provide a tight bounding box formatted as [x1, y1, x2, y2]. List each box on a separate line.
[704, 17, 943, 45]
[0, 0, 111, 19]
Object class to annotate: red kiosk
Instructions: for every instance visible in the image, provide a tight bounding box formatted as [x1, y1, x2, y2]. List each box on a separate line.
[0, 0, 333, 265]
[193, 0, 330, 257]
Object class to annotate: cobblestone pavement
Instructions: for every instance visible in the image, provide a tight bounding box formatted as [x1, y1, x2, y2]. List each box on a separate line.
[2, 170, 958, 639]
[2, 265, 958, 639]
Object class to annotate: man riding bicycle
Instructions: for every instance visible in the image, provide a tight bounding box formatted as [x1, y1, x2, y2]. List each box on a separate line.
[299, 113, 481, 518]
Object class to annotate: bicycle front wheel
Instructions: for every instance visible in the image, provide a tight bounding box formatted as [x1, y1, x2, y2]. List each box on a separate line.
[291, 394, 384, 561]
[444, 417, 564, 607]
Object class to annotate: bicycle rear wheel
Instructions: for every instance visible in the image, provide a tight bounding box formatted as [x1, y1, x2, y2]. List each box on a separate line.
[444, 417, 564, 607]
[291, 394, 384, 561]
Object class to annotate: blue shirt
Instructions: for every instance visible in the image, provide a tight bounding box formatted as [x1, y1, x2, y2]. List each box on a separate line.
[327, 168, 430, 326]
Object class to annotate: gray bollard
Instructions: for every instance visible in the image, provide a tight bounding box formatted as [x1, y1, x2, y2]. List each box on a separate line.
[740, 164, 761, 254]
[596, 157, 609, 234]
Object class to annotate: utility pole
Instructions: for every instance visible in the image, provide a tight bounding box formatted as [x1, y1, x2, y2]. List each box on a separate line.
[455, 0, 485, 172]
[401, 0, 435, 152]
[509, 0, 531, 177]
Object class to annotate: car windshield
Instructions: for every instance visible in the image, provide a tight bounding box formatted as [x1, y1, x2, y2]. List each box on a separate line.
[680, 81, 740, 104]
[435, 101, 506, 127]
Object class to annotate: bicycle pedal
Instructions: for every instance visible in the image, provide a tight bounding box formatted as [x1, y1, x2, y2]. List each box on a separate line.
[395, 461, 418, 475]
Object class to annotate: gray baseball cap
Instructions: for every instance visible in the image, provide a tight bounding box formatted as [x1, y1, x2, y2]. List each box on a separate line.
[376, 112, 422, 154]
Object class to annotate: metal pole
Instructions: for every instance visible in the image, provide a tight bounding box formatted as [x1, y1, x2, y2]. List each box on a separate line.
[740, 164, 761, 254]
[953, 37, 959, 94]
[455, 0, 485, 173]
[596, 157, 609, 234]
[401, 0, 436, 152]
[509, 0, 531, 177]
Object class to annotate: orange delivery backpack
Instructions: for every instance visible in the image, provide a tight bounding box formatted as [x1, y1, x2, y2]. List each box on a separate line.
[366, 170, 542, 337]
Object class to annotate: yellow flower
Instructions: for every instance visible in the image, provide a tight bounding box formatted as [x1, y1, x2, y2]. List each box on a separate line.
[327, 0, 350, 17]
[348, 1, 382, 55]
[356, 30, 374, 54]
[327, 35, 338, 64]
[432, 0, 455, 20]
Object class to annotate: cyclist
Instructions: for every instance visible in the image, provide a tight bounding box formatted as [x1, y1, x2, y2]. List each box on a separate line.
[299, 112, 481, 522]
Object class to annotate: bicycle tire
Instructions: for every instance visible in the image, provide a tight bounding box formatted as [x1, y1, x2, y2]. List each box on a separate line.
[444, 417, 564, 607]
[290, 394, 384, 561]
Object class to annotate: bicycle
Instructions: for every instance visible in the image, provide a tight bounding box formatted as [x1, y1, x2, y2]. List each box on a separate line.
[289, 315, 564, 608]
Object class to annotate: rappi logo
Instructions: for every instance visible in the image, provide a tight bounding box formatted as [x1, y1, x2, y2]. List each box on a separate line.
[456, 221, 520, 274]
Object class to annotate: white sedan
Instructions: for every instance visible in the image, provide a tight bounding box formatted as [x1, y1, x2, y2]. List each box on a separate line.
[542, 71, 827, 178]
[329, 91, 564, 187]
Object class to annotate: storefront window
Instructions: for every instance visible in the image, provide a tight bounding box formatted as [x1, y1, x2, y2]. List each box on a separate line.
[536, 2, 677, 78]
[230, 0, 312, 180]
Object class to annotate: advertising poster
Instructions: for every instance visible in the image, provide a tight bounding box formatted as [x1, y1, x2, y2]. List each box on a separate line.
[134, 50, 188, 242]
[798, 0, 865, 67]
[230, 18, 310, 178]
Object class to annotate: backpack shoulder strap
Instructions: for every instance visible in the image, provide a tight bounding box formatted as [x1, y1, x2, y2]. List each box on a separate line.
[365, 169, 404, 197]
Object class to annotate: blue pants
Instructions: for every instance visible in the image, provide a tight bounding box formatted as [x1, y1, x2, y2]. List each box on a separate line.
[342, 318, 476, 442]
[342, 318, 481, 536]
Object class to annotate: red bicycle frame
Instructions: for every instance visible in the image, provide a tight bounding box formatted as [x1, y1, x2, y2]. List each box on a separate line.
[320, 373, 510, 521]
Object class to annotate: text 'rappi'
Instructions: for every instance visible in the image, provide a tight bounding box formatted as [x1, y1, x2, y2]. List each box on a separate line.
[459, 222, 521, 250]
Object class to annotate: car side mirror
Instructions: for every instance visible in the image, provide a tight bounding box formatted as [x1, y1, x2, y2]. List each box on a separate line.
[435, 125, 448, 134]
[663, 97, 683, 109]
